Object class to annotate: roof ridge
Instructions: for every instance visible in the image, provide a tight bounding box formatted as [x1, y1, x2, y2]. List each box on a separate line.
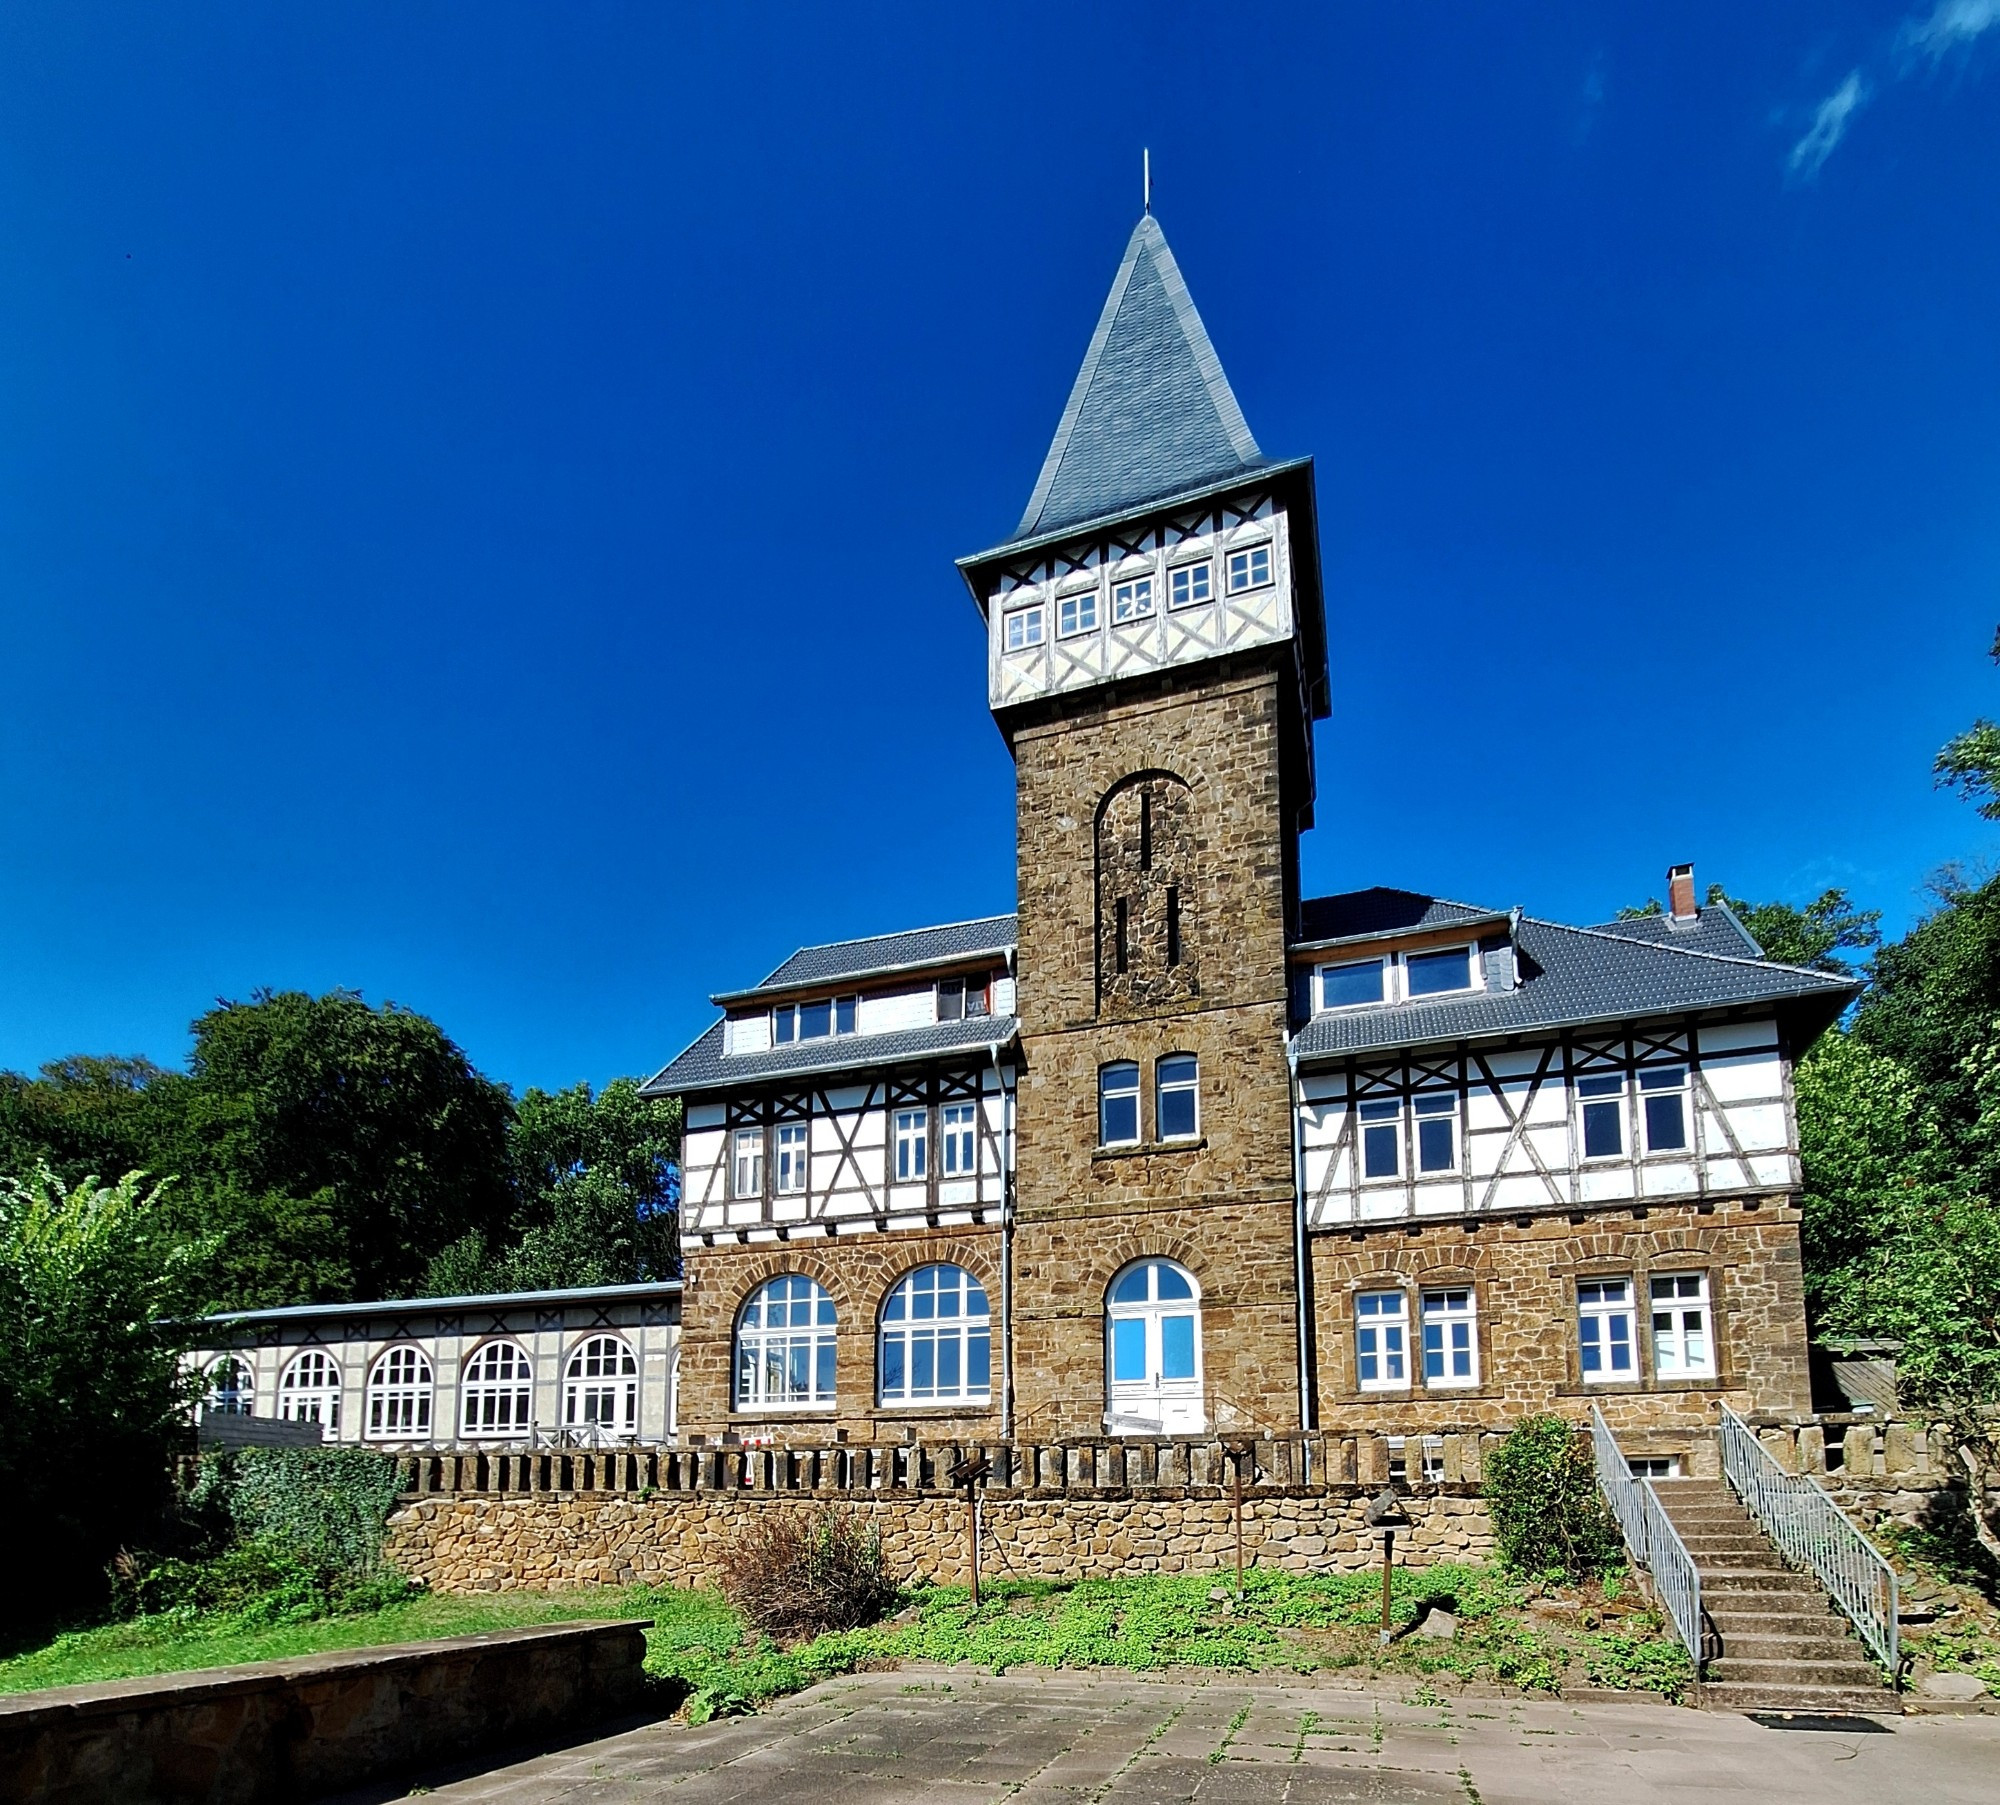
[1538, 916, 1852, 986]
[772, 911, 1017, 960]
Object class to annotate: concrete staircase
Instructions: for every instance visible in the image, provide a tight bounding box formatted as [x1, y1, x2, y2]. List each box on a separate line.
[1650, 1479, 1892, 1713]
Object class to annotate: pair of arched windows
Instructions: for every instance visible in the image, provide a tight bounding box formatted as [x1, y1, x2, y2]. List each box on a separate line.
[733, 1265, 993, 1411]
[1098, 1055, 1200, 1147]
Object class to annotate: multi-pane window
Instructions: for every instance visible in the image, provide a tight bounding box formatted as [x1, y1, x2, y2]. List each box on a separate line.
[1421, 1289, 1478, 1385]
[1355, 1291, 1408, 1389]
[1100, 1061, 1140, 1146]
[1157, 1054, 1199, 1140]
[772, 997, 856, 1043]
[1360, 1097, 1401, 1179]
[1058, 586, 1099, 636]
[366, 1345, 433, 1438]
[937, 975, 989, 1020]
[1577, 1278, 1637, 1381]
[880, 1264, 991, 1405]
[1578, 1073, 1625, 1158]
[775, 1123, 809, 1195]
[1319, 957, 1386, 1009]
[461, 1340, 534, 1437]
[1111, 575, 1154, 622]
[1004, 604, 1044, 650]
[1106, 1260, 1202, 1401]
[736, 1274, 837, 1409]
[893, 1109, 928, 1181]
[564, 1335, 638, 1435]
[1414, 1093, 1457, 1173]
[732, 1127, 764, 1199]
[1651, 1273, 1716, 1379]
[1629, 1456, 1682, 1479]
[941, 1102, 977, 1176]
[1406, 946, 1474, 996]
[1640, 1066, 1690, 1151]
[279, 1349, 341, 1429]
[208, 1357, 253, 1416]
[1225, 543, 1271, 592]
[1169, 561, 1212, 608]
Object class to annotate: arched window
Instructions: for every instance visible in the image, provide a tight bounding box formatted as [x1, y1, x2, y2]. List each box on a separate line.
[735, 1275, 836, 1410]
[1105, 1259, 1205, 1435]
[460, 1341, 534, 1437]
[564, 1335, 639, 1437]
[279, 1349, 342, 1430]
[366, 1345, 433, 1439]
[208, 1356, 252, 1416]
[880, 1265, 991, 1406]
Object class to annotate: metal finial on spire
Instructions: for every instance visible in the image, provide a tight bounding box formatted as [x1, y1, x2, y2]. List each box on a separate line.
[1143, 148, 1151, 214]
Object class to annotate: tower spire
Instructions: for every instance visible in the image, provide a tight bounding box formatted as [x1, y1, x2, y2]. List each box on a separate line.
[1143, 147, 1151, 214]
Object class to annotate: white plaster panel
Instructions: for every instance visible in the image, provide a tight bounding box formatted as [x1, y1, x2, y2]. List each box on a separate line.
[724, 1014, 771, 1056]
[1700, 1051, 1785, 1104]
[1698, 1019, 1781, 1055]
[1725, 1100, 1789, 1151]
[859, 986, 935, 1034]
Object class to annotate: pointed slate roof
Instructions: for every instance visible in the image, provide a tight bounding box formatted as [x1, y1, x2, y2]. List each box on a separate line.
[1015, 214, 1265, 541]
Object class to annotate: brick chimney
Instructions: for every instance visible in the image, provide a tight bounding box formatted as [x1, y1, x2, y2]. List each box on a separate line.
[1667, 863, 1698, 923]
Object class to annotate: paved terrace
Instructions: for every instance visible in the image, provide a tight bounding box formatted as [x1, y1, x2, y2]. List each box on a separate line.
[357, 1670, 1999, 1804]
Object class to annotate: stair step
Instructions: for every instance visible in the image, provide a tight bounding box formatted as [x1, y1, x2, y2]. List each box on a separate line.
[1700, 1573, 1827, 1593]
[1707, 1605, 1848, 1631]
[1699, 1681, 1894, 1714]
[1714, 1653, 1883, 1681]
[1719, 1632, 1873, 1662]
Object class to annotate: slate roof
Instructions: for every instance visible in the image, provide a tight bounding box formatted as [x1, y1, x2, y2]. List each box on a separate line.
[1296, 888, 1503, 947]
[1584, 906, 1765, 961]
[1012, 214, 1266, 542]
[716, 914, 1017, 1003]
[198, 1280, 683, 1327]
[1292, 907, 1854, 1064]
[642, 1013, 1020, 1100]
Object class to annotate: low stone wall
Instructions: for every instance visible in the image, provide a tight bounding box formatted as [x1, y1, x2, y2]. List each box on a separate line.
[0, 1620, 651, 1805]
[383, 1434, 1495, 1594]
[1747, 1417, 2000, 1531]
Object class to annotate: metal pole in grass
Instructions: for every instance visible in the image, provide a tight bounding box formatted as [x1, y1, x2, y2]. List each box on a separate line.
[948, 1453, 990, 1606]
[1223, 1440, 1253, 1600]
[1364, 1487, 1412, 1647]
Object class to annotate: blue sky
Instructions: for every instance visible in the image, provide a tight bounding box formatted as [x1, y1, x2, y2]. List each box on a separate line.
[2, 3, 1998, 1095]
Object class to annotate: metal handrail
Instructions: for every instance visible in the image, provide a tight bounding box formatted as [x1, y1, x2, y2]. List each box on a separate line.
[1718, 1404, 1898, 1674]
[1591, 1405, 1708, 1670]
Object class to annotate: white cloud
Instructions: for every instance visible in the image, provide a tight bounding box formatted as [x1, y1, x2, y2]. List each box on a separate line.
[1903, 0, 2000, 59]
[1788, 70, 1868, 178]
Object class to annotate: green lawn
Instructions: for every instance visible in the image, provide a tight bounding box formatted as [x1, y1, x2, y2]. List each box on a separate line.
[0, 1562, 1690, 1718]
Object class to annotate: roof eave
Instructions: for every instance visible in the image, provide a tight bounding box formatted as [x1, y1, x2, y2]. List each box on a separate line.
[709, 943, 1016, 1009]
[641, 1021, 1023, 1100]
[1289, 912, 1512, 959]
[195, 1278, 684, 1329]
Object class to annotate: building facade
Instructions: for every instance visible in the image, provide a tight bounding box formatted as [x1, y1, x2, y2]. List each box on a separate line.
[648, 214, 1851, 1465]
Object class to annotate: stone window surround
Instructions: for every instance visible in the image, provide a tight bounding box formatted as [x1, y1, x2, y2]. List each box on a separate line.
[1093, 1050, 1205, 1152]
[1334, 1269, 1491, 1402]
[1550, 1253, 1731, 1396]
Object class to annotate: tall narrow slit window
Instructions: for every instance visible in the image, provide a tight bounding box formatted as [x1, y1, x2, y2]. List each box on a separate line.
[1100, 1061, 1140, 1147]
[775, 1122, 809, 1195]
[940, 1102, 977, 1177]
[1114, 898, 1130, 974]
[1651, 1273, 1715, 1379]
[1140, 792, 1152, 869]
[893, 1108, 928, 1182]
[1359, 1097, 1402, 1179]
[1421, 1289, 1478, 1386]
[1577, 1279, 1637, 1381]
[1578, 1073, 1625, 1159]
[1414, 1092, 1458, 1173]
[1157, 1054, 1199, 1140]
[1355, 1291, 1408, 1390]
[1640, 1066, 1689, 1152]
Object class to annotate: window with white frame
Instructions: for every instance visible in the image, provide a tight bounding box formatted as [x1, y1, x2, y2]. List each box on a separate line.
[1157, 1054, 1199, 1140]
[1414, 1092, 1458, 1173]
[461, 1340, 534, 1437]
[1577, 1278, 1637, 1381]
[365, 1345, 433, 1438]
[1629, 1456, 1682, 1479]
[208, 1356, 253, 1416]
[1004, 604, 1044, 650]
[279, 1349, 341, 1429]
[564, 1334, 638, 1435]
[880, 1264, 991, 1405]
[1577, 1072, 1625, 1159]
[1406, 945, 1475, 996]
[772, 997, 855, 1043]
[1225, 543, 1271, 592]
[1421, 1288, 1478, 1385]
[1169, 561, 1212, 608]
[1355, 1290, 1408, 1389]
[1111, 574, 1154, 622]
[1058, 585, 1099, 637]
[1640, 1065, 1690, 1151]
[1359, 1097, 1401, 1179]
[940, 1102, 977, 1176]
[893, 1108, 928, 1181]
[1651, 1273, 1715, 1379]
[735, 1274, 836, 1409]
[731, 1127, 764, 1199]
[1318, 957, 1386, 1009]
[775, 1122, 809, 1195]
[1100, 1061, 1140, 1146]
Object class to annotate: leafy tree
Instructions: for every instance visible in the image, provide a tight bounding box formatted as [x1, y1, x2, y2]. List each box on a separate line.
[1618, 884, 1880, 974]
[0, 1056, 186, 1193]
[0, 1167, 209, 1638]
[1483, 1416, 1622, 1582]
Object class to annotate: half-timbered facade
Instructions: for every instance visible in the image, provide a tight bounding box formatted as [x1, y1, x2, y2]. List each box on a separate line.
[645, 211, 1851, 1459]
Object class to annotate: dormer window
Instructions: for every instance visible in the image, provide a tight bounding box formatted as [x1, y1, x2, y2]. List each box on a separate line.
[937, 974, 990, 1021]
[1169, 561, 1212, 608]
[772, 996, 857, 1044]
[1406, 946, 1474, 997]
[1318, 957, 1386, 1010]
[1111, 575, 1154, 622]
[1225, 543, 1271, 593]
[1313, 945, 1481, 1013]
[1004, 604, 1044, 651]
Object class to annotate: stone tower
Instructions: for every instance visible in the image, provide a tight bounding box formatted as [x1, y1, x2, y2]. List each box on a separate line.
[956, 214, 1331, 1438]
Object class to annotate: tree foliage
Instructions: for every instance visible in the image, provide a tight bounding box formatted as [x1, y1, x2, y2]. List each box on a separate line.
[1483, 1417, 1622, 1582]
[1618, 884, 1880, 974]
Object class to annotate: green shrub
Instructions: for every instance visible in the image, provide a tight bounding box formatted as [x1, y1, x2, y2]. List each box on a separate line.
[195, 1446, 408, 1582]
[719, 1505, 899, 1642]
[1483, 1416, 1622, 1582]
